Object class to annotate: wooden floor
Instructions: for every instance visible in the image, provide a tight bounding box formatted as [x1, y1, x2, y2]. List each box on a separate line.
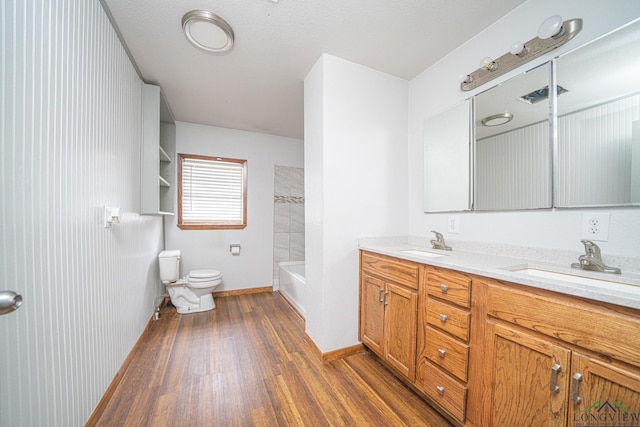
[93, 291, 453, 427]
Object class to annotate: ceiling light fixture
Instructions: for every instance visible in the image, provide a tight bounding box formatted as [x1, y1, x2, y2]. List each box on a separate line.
[182, 10, 235, 54]
[481, 113, 514, 127]
[460, 15, 582, 91]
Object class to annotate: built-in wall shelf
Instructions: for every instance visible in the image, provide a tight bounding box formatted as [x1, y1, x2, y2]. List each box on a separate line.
[141, 83, 175, 216]
[159, 145, 171, 163]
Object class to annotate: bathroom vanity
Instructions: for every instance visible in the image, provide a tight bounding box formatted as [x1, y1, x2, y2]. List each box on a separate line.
[358, 243, 640, 427]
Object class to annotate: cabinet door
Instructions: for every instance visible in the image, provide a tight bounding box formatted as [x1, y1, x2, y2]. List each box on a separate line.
[568, 353, 640, 426]
[361, 274, 385, 356]
[490, 323, 571, 427]
[385, 282, 418, 380]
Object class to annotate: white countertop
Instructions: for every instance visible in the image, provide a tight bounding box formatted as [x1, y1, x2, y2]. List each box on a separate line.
[359, 237, 640, 310]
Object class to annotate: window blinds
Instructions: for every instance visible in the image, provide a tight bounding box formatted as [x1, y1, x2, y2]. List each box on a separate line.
[180, 156, 245, 225]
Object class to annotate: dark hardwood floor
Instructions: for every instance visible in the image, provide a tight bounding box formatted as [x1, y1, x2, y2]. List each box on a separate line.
[92, 291, 453, 426]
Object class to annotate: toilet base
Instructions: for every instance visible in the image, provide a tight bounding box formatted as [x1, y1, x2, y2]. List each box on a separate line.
[175, 293, 215, 314]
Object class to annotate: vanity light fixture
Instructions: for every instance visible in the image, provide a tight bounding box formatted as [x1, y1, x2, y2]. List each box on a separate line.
[481, 113, 514, 127]
[460, 15, 582, 91]
[182, 10, 235, 54]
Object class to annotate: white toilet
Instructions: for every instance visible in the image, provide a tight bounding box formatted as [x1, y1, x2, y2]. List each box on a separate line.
[158, 250, 223, 314]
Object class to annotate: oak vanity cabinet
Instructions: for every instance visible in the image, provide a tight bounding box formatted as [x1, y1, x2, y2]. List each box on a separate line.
[359, 252, 420, 381]
[477, 279, 640, 427]
[415, 267, 472, 425]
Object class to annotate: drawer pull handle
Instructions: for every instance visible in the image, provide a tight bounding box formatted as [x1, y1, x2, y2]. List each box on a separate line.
[439, 313, 448, 322]
[550, 364, 561, 393]
[383, 291, 389, 306]
[378, 289, 384, 303]
[438, 349, 446, 358]
[440, 284, 449, 293]
[436, 386, 445, 396]
[571, 373, 583, 404]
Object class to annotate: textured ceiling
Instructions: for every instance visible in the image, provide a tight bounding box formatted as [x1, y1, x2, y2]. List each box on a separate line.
[103, 0, 526, 139]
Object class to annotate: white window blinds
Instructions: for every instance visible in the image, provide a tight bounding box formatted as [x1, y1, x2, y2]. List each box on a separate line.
[179, 154, 247, 228]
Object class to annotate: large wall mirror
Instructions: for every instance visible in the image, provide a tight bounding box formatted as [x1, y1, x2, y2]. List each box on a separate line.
[475, 62, 552, 210]
[423, 99, 472, 212]
[555, 18, 640, 207]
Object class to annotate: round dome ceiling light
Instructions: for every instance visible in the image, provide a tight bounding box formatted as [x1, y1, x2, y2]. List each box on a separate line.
[481, 113, 514, 127]
[182, 10, 234, 54]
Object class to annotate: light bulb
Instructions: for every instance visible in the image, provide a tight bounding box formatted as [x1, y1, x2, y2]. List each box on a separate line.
[537, 15, 563, 39]
[458, 74, 471, 84]
[510, 41, 526, 56]
[479, 57, 497, 71]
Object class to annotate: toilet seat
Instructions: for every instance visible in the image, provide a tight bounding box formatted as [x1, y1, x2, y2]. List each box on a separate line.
[189, 269, 222, 282]
[187, 269, 223, 289]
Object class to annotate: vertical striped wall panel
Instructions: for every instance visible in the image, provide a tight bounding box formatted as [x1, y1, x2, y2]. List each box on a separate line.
[476, 122, 552, 210]
[1, 1, 164, 426]
[556, 94, 640, 207]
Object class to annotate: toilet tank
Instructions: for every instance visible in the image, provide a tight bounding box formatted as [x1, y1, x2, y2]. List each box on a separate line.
[158, 250, 181, 284]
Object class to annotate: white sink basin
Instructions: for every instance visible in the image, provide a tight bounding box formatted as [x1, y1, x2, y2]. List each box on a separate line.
[508, 267, 639, 292]
[400, 249, 449, 258]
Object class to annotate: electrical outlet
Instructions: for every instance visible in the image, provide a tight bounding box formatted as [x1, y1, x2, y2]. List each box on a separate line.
[580, 213, 610, 241]
[448, 215, 461, 234]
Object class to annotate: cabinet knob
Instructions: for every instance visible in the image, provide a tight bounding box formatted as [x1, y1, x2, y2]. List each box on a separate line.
[439, 313, 448, 322]
[436, 386, 445, 396]
[438, 349, 446, 358]
[440, 284, 449, 293]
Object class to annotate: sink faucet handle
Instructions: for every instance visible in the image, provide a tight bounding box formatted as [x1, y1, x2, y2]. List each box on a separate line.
[580, 240, 602, 259]
[431, 230, 444, 242]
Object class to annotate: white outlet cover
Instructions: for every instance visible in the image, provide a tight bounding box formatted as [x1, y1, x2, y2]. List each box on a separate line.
[580, 212, 610, 241]
[448, 215, 461, 234]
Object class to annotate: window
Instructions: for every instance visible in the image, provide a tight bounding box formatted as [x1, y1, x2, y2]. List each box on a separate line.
[178, 153, 247, 229]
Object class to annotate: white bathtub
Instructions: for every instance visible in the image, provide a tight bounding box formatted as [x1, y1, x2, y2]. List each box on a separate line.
[279, 261, 305, 317]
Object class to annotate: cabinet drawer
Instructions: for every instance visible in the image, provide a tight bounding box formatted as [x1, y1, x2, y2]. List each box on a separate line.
[486, 281, 640, 368]
[361, 252, 420, 290]
[425, 326, 469, 382]
[426, 297, 470, 342]
[418, 359, 467, 423]
[426, 269, 471, 308]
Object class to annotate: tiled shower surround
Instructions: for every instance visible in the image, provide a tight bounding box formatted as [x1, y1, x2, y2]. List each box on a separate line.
[273, 166, 305, 286]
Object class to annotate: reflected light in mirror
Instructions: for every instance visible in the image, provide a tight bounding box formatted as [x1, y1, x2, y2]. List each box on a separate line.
[481, 113, 514, 127]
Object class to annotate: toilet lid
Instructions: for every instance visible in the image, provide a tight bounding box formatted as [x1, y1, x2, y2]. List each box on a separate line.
[189, 269, 222, 281]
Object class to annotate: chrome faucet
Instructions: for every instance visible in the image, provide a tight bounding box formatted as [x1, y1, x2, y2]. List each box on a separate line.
[571, 240, 621, 274]
[430, 230, 452, 251]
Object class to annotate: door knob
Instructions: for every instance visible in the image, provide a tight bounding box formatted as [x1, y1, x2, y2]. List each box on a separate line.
[0, 291, 23, 315]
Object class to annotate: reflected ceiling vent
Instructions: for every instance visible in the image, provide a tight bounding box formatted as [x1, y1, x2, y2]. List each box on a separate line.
[518, 85, 569, 104]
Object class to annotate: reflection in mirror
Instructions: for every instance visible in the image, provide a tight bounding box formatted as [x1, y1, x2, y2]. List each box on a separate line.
[423, 99, 471, 212]
[556, 18, 640, 207]
[475, 63, 552, 210]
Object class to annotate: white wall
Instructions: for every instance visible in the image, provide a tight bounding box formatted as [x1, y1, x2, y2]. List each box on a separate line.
[304, 54, 409, 352]
[165, 123, 303, 290]
[0, 1, 164, 425]
[409, 0, 640, 256]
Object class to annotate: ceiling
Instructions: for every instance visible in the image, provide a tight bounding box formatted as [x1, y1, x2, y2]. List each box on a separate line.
[102, 0, 526, 139]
